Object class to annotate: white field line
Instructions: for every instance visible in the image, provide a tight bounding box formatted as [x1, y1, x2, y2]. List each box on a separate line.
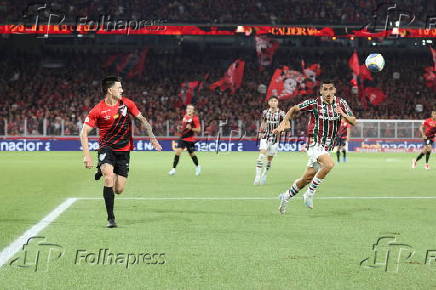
[2, 195, 436, 268]
[78, 196, 436, 200]
[0, 198, 77, 268]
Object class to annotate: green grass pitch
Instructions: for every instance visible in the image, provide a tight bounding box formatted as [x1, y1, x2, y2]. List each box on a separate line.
[0, 151, 435, 289]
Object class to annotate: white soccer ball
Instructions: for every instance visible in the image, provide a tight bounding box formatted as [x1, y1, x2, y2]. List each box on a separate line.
[365, 53, 385, 72]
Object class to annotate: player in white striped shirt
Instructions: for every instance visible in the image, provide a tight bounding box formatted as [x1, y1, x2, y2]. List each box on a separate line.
[254, 96, 287, 185]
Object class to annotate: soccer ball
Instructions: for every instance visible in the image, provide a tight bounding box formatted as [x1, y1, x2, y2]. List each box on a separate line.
[365, 53, 385, 72]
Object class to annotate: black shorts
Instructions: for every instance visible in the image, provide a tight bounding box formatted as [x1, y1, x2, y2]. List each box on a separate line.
[97, 147, 130, 178]
[424, 138, 434, 146]
[335, 137, 347, 147]
[176, 139, 196, 154]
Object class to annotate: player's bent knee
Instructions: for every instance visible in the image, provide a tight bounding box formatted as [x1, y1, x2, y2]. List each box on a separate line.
[103, 173, 115, 186]
[114, 187, 124, 195]
[324, 162, 335, 171]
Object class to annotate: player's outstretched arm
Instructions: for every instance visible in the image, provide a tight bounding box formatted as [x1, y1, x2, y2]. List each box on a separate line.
[273, 105, 300, 134]
[80, 124, 94, 168]
[136, 114, 162, 151]
[335, 106, 356, 126]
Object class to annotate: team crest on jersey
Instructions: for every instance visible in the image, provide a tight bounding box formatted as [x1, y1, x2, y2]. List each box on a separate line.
[113, 114, 119, 119]
[99, 153, 106, 161]
[119, 105, 128, 117]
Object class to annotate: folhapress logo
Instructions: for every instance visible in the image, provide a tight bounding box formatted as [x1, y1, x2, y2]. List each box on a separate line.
[9, 236, 64, 272]
[74, 249, 166, 269]
[360, 235, 414, 272]
[8, 237, 166, 271]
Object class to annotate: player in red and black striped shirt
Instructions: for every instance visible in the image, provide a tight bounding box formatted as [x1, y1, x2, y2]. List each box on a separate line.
[273, 80, 356, 213]
[80, 76, 162, 228]
[168, 104, 202, 176]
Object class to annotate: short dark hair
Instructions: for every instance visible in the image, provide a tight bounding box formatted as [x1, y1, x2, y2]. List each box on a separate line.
[320, 79, 334, 86]
[268, 96, 278, 101]
[102, 76, 121, 95]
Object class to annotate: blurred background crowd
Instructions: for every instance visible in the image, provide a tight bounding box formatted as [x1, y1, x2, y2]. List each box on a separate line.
[0, 44, 433, 137]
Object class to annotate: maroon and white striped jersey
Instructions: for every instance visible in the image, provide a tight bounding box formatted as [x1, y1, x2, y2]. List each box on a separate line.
[261, 108, 286, 143]
[297, 96, 353, 151]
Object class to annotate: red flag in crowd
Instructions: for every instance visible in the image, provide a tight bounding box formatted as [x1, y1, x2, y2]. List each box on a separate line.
[126, 49, 148, 78]
[179, 81, 201, 105]
[209, 59, 245, 94]
[359, 65, 373, 81]
[266, 67, 285, 100]
[348, 50, 387, 106]
[348, 50, 360, 89]
[266, 65, 320, 100]
[423, 66, 436, 90]
[255, 36, 279, 67]
[364, 87, 386, 105]
[302, 63, 321, 92]
[102, 48, 148, 79]
[422, 47, 436, 90]
[102, 54, 118, 68]
[348, 50, 360, 76]
[430, 47, 436, 71]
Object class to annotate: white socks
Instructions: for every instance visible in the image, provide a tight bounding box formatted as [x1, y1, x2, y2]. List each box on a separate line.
[255, 153, 266, 177]
[306, 176, 324, 196]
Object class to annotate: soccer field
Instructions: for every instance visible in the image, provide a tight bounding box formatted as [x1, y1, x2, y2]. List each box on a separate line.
[0, 151, 435, 289]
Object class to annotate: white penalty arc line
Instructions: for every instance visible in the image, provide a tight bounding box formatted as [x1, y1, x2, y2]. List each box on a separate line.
[0, 197, 77, 268]
[78, 196, 436, 200]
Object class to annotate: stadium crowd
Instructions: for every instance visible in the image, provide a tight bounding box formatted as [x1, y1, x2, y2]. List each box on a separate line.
[0, 0, 433, 25]
[0, 46, 434, 137]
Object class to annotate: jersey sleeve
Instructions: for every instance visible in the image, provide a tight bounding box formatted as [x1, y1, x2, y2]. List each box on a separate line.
[84, 106, 99, 128]
[340, 99, 354, 117]
[261, 110, 267, 121]
[193, 116, 201, 129]
[124, 97, 141, 117]
[422, 119, 430, 128]
[297, 99, 316, 112]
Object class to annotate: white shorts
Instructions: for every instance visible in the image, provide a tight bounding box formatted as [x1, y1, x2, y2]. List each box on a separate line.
[259, 139, 279, 156]
[306, 144, 330, 171]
